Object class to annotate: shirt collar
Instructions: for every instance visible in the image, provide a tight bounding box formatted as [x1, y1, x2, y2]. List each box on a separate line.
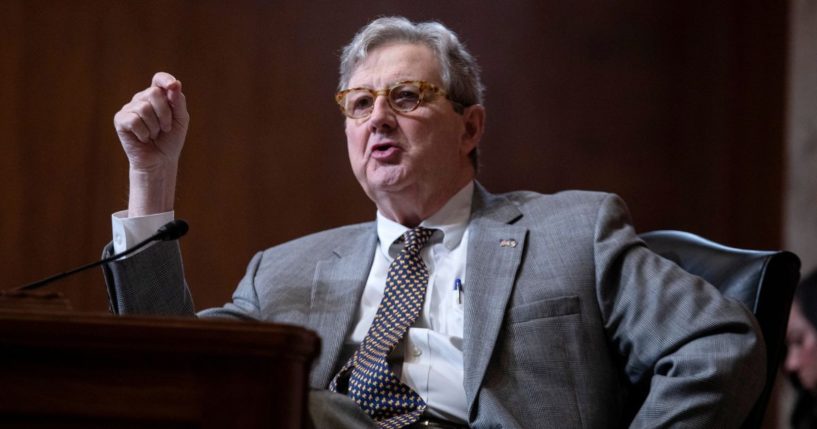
[376, 181, 474, 257]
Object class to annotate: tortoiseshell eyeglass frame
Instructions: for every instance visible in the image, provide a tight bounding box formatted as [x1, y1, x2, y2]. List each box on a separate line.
[335, 80, 463, 119]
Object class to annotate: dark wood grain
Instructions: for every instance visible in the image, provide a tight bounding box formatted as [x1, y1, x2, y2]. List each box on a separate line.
[0, 311, 319, 428]
[0, 1, 788, 313]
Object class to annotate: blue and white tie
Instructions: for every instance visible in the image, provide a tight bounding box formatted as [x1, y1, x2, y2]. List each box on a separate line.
[330, 227, 434, 428]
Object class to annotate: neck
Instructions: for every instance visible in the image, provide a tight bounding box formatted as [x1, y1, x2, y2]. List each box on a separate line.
[375, 176, 472, 227]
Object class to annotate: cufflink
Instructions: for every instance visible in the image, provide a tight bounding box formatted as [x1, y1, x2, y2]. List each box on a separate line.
[499, 239, 517, 248]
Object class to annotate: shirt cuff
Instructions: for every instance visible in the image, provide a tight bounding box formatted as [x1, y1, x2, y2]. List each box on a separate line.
[111, 210, 175, 256]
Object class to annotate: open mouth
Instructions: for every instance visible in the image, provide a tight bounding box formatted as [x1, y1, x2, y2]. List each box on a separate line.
[370, 142, 401, 160]
[372, 142, 396, 152]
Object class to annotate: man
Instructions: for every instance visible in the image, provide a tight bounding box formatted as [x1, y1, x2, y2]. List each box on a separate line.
[107, 16, 764, 428]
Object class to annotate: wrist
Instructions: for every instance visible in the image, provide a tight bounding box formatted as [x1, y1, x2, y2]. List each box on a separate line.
[128, 164, 178, 217]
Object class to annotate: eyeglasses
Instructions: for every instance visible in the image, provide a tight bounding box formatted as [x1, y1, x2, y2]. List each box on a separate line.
[335, 80, 457, 119]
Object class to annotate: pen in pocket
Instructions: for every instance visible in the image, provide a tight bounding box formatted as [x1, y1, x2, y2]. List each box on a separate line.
[453, 278, 463, 304]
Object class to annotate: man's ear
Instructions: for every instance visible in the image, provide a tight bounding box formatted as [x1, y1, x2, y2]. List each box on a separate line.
[460, 104, 486, 155]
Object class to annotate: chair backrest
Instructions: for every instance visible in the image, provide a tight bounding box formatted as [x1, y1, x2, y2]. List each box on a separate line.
[640, 230, 801, 429]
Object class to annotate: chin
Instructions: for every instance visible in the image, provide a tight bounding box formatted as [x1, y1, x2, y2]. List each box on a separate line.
[801, 376, 817, 392]
[365, 167, 411, 191]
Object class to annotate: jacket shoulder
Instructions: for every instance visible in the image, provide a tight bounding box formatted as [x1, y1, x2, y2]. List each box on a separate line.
[502, 189, 613, 205]
[260, 221, 374, 258]
[502, 189, 620, 216]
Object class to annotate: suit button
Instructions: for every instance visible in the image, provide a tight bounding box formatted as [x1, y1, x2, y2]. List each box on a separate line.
[412, 347, 423, 357]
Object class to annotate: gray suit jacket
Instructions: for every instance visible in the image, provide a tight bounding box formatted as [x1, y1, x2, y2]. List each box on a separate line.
[104, 184, 765, 428]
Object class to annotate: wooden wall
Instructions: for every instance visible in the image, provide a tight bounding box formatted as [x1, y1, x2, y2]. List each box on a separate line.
[0, 1, 788, 313]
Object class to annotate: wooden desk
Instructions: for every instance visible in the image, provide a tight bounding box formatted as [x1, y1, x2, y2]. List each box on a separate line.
[0, 311, 320, 428]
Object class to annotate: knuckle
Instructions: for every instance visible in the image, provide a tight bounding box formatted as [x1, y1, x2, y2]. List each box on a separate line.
[132, 101, 154, 118]
[145, 86, 164, 99]
[132, 86, 162, 102]
[131, 89, 147, 102]
[114, 111, 135, 129]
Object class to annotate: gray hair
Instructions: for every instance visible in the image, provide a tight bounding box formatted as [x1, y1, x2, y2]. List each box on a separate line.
[338, 16, 485, 168]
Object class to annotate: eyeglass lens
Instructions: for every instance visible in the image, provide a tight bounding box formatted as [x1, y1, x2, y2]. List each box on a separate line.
[343, 82, 423, 118]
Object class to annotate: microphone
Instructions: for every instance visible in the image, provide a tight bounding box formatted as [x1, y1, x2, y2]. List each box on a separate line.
[15, 219, 189, 292]
[154, 219, 189, 241]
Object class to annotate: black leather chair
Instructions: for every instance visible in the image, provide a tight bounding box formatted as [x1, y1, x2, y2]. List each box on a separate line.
[640, 230, 801, 429]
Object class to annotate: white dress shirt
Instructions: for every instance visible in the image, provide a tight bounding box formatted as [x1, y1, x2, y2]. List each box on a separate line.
[111, 182, 473, 422]
[348, 182, 471, 423]
[112, 210, 175, 255]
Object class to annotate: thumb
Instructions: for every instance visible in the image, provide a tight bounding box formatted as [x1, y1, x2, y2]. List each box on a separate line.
[166, 81, 189, 122]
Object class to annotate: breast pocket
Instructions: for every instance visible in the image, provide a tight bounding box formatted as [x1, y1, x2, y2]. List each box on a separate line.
[507, 295, 580, 324]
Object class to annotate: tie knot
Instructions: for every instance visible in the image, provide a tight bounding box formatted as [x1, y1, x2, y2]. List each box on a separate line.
[401, 227, 434, 253]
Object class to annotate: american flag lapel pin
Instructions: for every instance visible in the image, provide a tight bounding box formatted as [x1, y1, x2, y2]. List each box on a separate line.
[499, 239, 517, 248]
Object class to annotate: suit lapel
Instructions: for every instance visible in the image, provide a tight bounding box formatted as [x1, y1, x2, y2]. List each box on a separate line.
[304, 184, 527, 401]
[307, 225, 377, 388]
[463, 184, 527, 416]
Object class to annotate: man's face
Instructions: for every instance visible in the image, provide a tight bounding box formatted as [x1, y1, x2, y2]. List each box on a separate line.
[344, 43, 477, 209]
[785, 302, 817, 391]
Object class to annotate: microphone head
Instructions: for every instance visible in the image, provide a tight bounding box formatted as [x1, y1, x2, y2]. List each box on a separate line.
[157, 219, 189, 241]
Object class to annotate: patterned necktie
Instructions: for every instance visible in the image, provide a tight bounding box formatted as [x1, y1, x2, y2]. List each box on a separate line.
[330, 226, 435, 429]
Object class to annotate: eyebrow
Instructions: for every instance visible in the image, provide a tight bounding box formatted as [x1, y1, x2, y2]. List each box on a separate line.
[346, 80, 421, 90]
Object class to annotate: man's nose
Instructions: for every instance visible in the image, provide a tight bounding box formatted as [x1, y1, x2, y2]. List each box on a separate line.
[368, 95, 396, 132]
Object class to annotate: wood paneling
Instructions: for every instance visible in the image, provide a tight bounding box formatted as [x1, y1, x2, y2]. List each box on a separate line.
[0, 1, 788, 312]
[0, 311, 318, 428]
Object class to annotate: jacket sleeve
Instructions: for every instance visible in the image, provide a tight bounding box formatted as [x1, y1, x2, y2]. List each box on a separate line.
[102, 241, 195, 316]
[102, 240, 267, 321]
[593, 194, 766, 428]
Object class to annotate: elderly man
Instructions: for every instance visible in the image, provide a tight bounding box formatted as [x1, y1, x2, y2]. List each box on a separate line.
[107, 16, 764, 429]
